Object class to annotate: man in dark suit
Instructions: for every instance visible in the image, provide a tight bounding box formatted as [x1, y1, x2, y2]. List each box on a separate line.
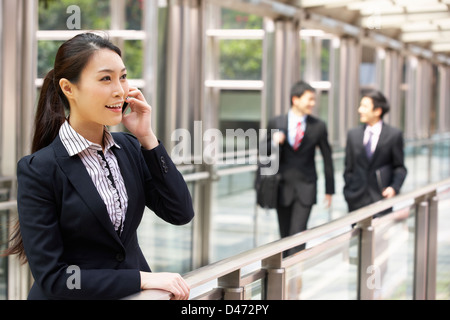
[265, 81, 335, 256]
[343, 90, 407, 213]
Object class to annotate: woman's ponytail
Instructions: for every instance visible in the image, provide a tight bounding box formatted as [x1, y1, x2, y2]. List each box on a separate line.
[31, 69, 67, 153]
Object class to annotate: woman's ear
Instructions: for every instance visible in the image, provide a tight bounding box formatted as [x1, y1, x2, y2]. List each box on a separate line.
[59, 78, 75, 100]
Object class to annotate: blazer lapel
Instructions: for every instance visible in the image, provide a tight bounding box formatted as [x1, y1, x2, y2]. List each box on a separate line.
[357, 125, 370, 163]
[52, 137, 122, 244]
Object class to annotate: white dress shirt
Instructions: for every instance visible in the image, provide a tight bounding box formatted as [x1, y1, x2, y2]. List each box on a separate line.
[288, 110, 307, 148]
[59, 120, 129, 234]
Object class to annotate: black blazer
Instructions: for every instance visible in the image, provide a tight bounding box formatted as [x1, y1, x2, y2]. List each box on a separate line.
[17, 132, 194, 300]
[343, 123, 407, 211]
[266, 114, 335, 207]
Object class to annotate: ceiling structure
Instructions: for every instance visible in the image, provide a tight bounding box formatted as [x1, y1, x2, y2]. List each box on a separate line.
[299, 0, 450, 54]
[212, 0, 450, 63]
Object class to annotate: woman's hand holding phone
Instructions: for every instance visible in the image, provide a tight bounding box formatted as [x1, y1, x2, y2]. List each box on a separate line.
[121, 87, 159, 150]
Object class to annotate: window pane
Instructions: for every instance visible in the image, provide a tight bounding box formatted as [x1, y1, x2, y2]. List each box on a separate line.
[220, 8, 263, 29]
[360, 46, 376, 86]
[318, 91, 329, 124]
[321, 39, 331, 81]
[37, 40, 64, 77]
[123, 40, 143, 79]
[125, 0, 143, 30]
[300, 39, 308, 80]
[219, 90, 261, 153]
[219, 90, 261, 130]
[219, 40, 262, 80]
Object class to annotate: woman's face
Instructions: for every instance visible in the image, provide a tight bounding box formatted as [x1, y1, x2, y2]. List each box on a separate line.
[67, 48, 129, 130]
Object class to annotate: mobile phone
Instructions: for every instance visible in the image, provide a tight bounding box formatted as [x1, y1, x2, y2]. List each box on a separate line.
[122, 101, 128, 113]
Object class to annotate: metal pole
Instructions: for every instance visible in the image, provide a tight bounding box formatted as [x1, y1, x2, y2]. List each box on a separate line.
[414, 201, 429, 300]
[426, 196, 438, 299]
[357, 218, 375, 300]
[262, 253, 285, 300]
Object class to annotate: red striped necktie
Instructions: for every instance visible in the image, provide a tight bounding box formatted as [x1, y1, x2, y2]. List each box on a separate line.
[293, 121, 304, 151]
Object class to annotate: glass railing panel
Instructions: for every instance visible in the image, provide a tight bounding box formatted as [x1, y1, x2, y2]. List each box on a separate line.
[244, 279, 263, 300]
[137, 181, 195, 274]
[436, 189, 450, 300]
[210, 168, 260, 262]
[285, 234, 359, 300]
[137, 208, 194, 274]
[372, 209, 415, 299]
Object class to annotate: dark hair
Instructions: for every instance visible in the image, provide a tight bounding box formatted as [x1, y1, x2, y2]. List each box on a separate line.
[3, 33, 122, 264]
[362, 89, 390, 118]
[290, 80, 315, 106]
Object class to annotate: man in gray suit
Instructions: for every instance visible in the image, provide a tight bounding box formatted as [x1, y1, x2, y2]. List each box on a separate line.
[265, 81, 335, 256]
[343, 90, 407, 213]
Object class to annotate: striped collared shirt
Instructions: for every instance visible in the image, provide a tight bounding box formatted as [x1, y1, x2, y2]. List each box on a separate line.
[59, 120, 128, 235]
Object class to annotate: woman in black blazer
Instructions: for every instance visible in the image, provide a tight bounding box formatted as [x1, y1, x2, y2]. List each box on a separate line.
[4, 33, 194, 300]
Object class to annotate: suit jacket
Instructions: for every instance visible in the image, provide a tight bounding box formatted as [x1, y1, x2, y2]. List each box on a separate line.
[266, 114, 335, 207]
[17, 132, 194, 300]
[343, 123, 407, 211]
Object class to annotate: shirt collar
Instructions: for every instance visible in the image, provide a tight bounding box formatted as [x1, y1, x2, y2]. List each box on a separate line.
[288, 110, 307, 124]
[365, 120, 383, 135]
[59, 120, 120, 156]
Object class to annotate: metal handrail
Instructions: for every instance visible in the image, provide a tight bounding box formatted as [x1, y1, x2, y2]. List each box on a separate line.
[183, 178, 450, 289]
[124, 177, 450, 300]
[0, 200, 16, 212]
[3, 175, 449, 299]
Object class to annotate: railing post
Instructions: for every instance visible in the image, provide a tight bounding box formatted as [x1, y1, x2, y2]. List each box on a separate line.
[414, 201, 429, 300]
[426, 196, 439, 300]
[357, 217, 375, 300]
[218, 270, 244, 300]
[262, 253, 285, 300]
